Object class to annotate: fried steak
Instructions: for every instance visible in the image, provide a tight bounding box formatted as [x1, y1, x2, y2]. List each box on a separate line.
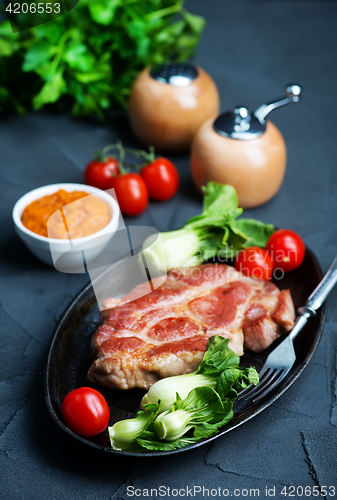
[87, 264, 295, 390]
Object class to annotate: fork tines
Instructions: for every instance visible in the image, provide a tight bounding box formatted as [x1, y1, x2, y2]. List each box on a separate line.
[234, 368, 288, 411]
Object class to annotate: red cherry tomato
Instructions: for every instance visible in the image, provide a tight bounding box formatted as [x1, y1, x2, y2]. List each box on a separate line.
[266, 229, 305, 272]
[108, 173, 149, 216]
[140, 158, 179, 201]
[235, 247, 274, 281]
[84, 157, 120, 190]
[61, 387, 109, 437]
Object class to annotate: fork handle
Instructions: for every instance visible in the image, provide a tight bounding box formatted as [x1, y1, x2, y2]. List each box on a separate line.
[289, 311, 312, 341]
[306, 254, 337, 311]
[290, 254, 337, 341]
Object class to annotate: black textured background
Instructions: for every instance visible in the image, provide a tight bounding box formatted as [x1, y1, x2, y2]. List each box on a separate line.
[1, 1, 337, 498]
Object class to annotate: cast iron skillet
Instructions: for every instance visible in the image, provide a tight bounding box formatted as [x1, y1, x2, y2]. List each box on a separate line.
[45, 248, 325, 457]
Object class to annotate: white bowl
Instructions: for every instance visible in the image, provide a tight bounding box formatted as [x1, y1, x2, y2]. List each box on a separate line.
[12, 183, 120, 270]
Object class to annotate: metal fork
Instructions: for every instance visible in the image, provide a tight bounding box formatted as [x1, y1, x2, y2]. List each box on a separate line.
[234, 254, 337, 411]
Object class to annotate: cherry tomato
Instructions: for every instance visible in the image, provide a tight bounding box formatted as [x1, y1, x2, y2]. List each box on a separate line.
[266, 229, 305, 272]
[84, 157, 120, 190]
[140, 157, 179, 201]
[235, 247, 274, 281]
[61, 387, 109, 437]
[108, 173, 149, 216]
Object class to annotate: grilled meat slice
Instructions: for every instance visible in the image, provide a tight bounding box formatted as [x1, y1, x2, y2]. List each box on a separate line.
[87, 264, 295, 390]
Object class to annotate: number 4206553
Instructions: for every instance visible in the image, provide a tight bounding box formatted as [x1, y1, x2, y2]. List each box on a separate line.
[281, 485, 336, 497]
[6, 3, 61, 14]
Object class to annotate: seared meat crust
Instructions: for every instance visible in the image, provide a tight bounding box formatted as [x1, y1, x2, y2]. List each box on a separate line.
[87, 264, 295, 390]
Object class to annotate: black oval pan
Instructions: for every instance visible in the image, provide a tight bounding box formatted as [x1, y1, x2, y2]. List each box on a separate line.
[45, 248, 325, 457]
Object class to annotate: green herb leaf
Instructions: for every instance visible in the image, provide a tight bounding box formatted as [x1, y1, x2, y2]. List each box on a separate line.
[0, 0, 205, 117]
[88, 0, 121, 25]
[0, 21, 16, 37]
[182, 9, 206, 35]
[33, 71, 67, 109]
[23, 42, 55, 72]
[0, 38, 15, 57]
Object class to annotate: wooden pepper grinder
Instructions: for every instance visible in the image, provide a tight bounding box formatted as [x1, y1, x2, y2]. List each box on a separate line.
[190, 84, 302, 208]
[129, 63, 220, 153]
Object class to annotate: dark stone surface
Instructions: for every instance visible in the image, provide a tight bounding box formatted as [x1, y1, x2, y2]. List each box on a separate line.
[1, 1, 337, 498]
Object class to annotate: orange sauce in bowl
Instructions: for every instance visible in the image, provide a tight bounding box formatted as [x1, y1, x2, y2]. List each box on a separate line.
[21, 189, 112, 239]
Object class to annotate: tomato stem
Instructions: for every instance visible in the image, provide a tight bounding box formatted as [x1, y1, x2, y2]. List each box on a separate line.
[92, 141, 158, 175]
[93, 141, 129, 174]
[128, 145, 157, 168]
[114, 140, 128, 175]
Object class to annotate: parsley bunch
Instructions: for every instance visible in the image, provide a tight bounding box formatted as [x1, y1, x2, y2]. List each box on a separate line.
[0, 0, 205, 119]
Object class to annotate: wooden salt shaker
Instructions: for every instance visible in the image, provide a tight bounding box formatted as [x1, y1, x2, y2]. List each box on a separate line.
[129, 63, 220, 153]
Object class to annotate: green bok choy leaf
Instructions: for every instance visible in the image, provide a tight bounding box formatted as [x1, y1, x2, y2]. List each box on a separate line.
[153, 387, 234, 441]
[141, 336, 258, 412]
[108, 336, 259, 451]
[141, 182, 274, 274]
